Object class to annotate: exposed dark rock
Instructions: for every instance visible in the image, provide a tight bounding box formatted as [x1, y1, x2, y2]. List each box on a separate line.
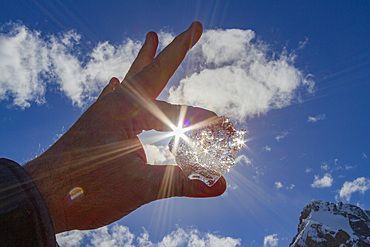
[290, 200, 370, 247]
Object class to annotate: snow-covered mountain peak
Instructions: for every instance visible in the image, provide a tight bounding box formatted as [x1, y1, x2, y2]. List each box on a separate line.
[290, 200, 370, 247]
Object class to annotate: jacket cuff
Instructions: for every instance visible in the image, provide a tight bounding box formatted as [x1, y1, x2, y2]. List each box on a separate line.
[0, 158, 57, 246]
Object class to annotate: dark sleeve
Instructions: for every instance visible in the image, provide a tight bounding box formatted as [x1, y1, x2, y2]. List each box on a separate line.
[0, 158, 57, 246]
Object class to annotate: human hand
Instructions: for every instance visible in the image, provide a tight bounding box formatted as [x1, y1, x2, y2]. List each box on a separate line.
[23, 22, 226, 234]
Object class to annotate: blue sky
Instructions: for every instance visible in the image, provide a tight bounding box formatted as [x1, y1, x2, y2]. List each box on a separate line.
[0, 0, 369, 246]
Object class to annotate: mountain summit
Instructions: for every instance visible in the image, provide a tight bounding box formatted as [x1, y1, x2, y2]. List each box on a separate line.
[290, 200, 370, 246]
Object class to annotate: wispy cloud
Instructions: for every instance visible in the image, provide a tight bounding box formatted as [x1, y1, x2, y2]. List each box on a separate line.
[236, 154, 264, 178]
[305, 168, 312, 173]
[227, 183, 239, 191]
[320, 163, 329, 171]
[344, 164, 353, 170]
[334, 158, 339, 166]
[311, 173, 333, 188]
[168, 29, 314, 122]
[263, 145, 271, 151]
[307, 114, 325, 123]
[297, 37, 309, 50]
[56, 224, 242, 247]
[235, 154, 252, 165]
[275, 131, 289, 142]
[288, 184, 295, 190]
[338, 177, 370, 202]
[263, 234, 279, 247]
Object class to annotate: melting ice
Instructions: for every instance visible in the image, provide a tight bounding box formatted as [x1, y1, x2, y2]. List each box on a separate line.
[169, 116, 245, 187]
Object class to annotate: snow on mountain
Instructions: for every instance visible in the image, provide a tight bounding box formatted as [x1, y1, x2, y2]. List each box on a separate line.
[290, 200, 370, 247]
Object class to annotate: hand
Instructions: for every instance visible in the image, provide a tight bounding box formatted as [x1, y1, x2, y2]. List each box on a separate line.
[24, 22, 226, 234]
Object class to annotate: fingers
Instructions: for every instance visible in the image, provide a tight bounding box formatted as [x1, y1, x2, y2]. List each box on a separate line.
[98, 77, 120, 99]
[146, 165, 227, 199]
[123, 32, 159, 82]
[127, 21, 203, 99]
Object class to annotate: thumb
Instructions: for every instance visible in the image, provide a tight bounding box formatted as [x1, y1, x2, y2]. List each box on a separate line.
[146, 165, 227, 199]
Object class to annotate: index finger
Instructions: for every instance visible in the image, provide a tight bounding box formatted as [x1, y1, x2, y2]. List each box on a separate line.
[127, 21, 203, 99]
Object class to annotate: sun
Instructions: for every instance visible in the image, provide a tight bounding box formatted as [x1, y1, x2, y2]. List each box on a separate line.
[167, 105, 192, 154]
[171, 124, 186, 140]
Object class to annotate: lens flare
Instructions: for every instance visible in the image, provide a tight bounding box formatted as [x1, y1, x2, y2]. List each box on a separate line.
[69, 187, 84, 200]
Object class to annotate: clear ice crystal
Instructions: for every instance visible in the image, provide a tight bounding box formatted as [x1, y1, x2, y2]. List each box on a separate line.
[169, 116, 246, 187]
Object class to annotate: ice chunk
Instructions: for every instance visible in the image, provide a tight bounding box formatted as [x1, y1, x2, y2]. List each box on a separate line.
[169, 116, 245, 187]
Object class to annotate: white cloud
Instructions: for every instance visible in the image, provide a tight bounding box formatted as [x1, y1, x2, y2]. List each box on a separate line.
[362, 153, 368, 159]
[57, 224, 241, 247]
[275, 181, 283, 190]
[142, 144, 176, 165]
[305, 168, 312, 173]
[263, 145, 271, 151]
[56, 229, 86, 247]
[91, 225, 135, 247]
[168, 29, 314, 122]
[1, 24, 314, 114]
[338, 177, 370, 202]
[0, 24, 49, 108]
[56, 225, 135, 247]
[311, 173, 333, 188]
[275, 181, 294, 190]
[141, 227, 242, 247]
[275, 131, 289, 142]
[0, 23, 141, 108]
[263, 234, 279, 247]
[158, 30, 175, 50]
[307, 114, 325, 123]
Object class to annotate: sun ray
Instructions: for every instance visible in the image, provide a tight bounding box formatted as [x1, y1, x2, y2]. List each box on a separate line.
[120, 81, 221, 162]
[169, 105, 189, 154]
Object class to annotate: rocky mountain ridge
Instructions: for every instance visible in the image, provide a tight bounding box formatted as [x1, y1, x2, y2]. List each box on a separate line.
[290, 200, 370, 247]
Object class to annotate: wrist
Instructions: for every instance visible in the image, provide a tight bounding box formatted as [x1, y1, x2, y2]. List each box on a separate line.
[24, 156, 68, 234]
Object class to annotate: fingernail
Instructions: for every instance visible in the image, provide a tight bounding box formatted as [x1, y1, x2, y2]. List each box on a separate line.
[145, 32, 154, 43]
[109, 77, 120, 87]
[201, 177, 226, 196]
[109, 77, 115, 85]
[188, 22, 201, 47]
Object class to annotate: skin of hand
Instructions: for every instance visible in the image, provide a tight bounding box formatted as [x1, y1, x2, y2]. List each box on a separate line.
[23, 21, 227, 234]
